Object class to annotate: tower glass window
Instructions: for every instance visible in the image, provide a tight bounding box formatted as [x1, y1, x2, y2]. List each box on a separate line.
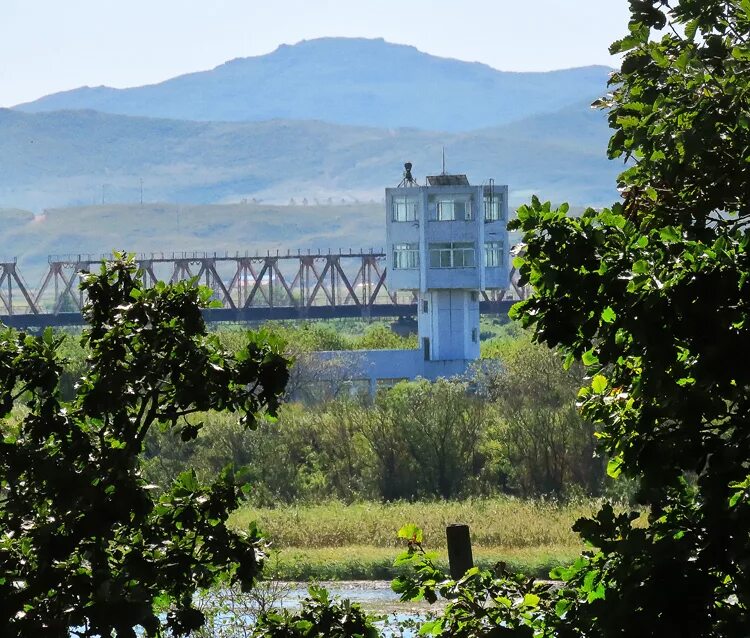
[484, 241, 504, 267]
[393, 243, 420, 269]
[435, 199, 470, 221]
[484, 195, 503, 221]
[429, 242, 476, 268]
[392, 197, 418, 222]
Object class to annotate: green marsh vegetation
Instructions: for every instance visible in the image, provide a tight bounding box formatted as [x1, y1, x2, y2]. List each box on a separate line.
[230, 499, 599, 550]
[143, 319, 615, 583]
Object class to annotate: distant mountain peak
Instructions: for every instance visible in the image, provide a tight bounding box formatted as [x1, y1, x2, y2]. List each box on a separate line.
[15, 37, 611, 132]
[226, 36, 611, 74]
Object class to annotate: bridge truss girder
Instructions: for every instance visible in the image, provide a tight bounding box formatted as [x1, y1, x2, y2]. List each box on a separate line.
[0, 250, 529, 325]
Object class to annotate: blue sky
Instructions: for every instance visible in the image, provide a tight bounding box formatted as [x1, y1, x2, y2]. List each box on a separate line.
[1, 0, 629, 107]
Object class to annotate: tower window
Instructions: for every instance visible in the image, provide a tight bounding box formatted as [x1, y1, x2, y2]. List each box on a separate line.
[435, 199, 471, 221]
[393, 243, 419, 269]
[428, 242, 476, 268]
[392, 197, 418, 222]
[484, 241, 504, 268]
[484, 195, 504, 221]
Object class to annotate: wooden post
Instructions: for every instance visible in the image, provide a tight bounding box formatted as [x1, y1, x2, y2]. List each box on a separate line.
[446, 524, 473, 579]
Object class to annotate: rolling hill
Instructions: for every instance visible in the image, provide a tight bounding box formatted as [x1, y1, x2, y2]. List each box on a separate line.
[0, 102, 622, 213]
[0, 201, 385, 279]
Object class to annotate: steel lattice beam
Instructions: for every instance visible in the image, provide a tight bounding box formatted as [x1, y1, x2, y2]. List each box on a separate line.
[0, 249, 530, 328]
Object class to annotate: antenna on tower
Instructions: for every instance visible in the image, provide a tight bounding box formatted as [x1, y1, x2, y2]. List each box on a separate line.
[441, 146, 446, 175]
[397, 162, 419, 187]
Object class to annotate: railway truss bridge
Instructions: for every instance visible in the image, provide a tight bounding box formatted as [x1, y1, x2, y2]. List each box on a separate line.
[0, 250, 528, 329]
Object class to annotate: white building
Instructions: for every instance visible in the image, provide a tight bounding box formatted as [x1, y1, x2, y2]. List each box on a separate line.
[386, 167, 509, 363]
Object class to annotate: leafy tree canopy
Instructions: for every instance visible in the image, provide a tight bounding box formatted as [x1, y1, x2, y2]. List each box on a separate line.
[0, 256, 289, 637]
[505, 0, 750, 634]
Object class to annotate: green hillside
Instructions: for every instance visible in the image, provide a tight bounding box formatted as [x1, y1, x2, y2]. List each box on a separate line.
[0, 202, 384, 281]
[0, 104, 621, 212]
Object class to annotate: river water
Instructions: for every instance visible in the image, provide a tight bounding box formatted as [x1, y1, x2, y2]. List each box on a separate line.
[292, 581, 432, 637]
[201, 580, 437, 637]
[75, 581, 433, 637]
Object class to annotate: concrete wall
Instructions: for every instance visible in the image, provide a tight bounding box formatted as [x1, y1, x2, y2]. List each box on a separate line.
[418, 289, 480, 360]
[305, 348, 473, 395]
[385, 186, 423, 291]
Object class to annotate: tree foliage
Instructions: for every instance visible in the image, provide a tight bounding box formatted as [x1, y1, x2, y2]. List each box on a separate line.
[144, 381, 493, 503]
[143, 365, 604, 505]
[393, 524, 563, 638]
[0, 256, 289, 637]
[479, 336, 602, 497]
[250, 586, 379, 638]
[379, 379, 487, 499]
[501, 0, 750, 634]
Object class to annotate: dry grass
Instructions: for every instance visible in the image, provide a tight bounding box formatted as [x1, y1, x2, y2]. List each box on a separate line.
[228, 498, 610, 580]
[229, 498, 598, 550]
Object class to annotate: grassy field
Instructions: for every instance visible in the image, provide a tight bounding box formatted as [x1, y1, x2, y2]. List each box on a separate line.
[260, 545, 582, 581]
[229, 499, 600, 580]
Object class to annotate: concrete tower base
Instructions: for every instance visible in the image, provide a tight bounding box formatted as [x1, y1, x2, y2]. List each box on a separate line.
[418, 289, 480, 361]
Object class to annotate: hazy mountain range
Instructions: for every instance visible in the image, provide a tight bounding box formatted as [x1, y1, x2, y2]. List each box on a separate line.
[15, 38, 612, 132]
[0, 38, 623, 265]
[0, 99, 619, 210]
